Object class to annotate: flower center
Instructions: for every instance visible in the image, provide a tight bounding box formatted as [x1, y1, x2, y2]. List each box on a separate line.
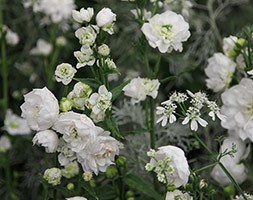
[160, 24, 173, 40]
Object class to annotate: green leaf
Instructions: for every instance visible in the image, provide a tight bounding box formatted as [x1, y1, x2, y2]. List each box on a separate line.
[111, 80, 130, 101]
[95, 185, 117, 200]
[104, 117, 123, 139]
[125, 174, 163, 200]
[74, 78, 102, 89]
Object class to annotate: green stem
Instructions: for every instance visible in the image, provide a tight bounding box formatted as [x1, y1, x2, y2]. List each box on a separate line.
[192, 132, 247, 200]
[0, 0, 8, 117]
[4, 153, 12, 199]
[207, 0, 222, 46]
[150, 97, 155, 149]
[193, 162, 217, 173]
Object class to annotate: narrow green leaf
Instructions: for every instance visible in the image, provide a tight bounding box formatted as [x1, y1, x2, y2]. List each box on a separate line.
[74, 78, 102, 89]
[125, 174, 163, 200]
[111, 80, 130, 101]
[105, 117, 123, 139]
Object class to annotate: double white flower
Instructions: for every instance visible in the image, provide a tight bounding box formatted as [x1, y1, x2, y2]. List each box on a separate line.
[141, 10, 190, 53]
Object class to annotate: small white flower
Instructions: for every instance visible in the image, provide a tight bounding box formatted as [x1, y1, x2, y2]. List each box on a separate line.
[141, 10, 190, 53]
[74, 46, 96, 68]
[20, 87, 59, 131]
[96, 8, 116, 34]
[88, 85, 112, 115]
[33, 130, 59, 153]
[75, 25, 97, 46]
[98, 44, 110, 56]
[247, 69, 253, 76]
[56, 36, 67, 47]
[72, 7, 94, 23]
[182, 107, 208, 131]
[1, 25, 19, 46]
[4, 109, 31, 135]
[123, 77, 160, 104]
[205, 53, 236, 92]
[55, 63, 77, 85]
[223, 35, 237, 56]
[43, 168, 62, 186]
[0, 135, 11, 153]
[149, 145, 190, 188]
[30, 39, 52, 56]
[166, 190, 193, 200]
[67, 82, 92, 110]
[156, 103, 177, 126]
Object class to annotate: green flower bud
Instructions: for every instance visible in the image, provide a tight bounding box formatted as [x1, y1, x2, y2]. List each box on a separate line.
[126, 190, 135, 198]
[227, 49, 237, 58]
[60, 97, 73, 112]
[224, 185, 234, 196]
[61, 161, 79, 179]
[98, 44, 110, 56]
[67, 183, 75, 190]
[166, 184, 176, 192]
[105, 165, 118, 178]
[237, 38, 246, 47]
[116, 156, 127, 167]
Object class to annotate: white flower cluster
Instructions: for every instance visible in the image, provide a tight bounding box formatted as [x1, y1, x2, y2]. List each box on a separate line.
[0, 25, 19, 46]
[123, 77, 160, 104]
[141, 10, 190, 53]
[156, 91, 224, 131]
[23, 0, 76, 23]
[211, 136, 248, 186]
[72, 7, 116, 70]
[21, 87, 120, 176]
[233, 193, 253, 200]
[145, 145, 190, 188]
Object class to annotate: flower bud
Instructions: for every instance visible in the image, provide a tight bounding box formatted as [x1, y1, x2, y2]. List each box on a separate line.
[56, 36, 67, 47]
[236, 38, 246, 47]
[60, 97, 73, 112]
[105, 165, 118, 178]
[67, 183, 75, 190]
[98, 44, 110, 56]
[199, 179, 208, 189]
[43, 168, 62, 186]
[82, 171, 93, 181]
[62, 161, 79, 179]
[126, 190, 135, 198]
[116, 155, 127, 166]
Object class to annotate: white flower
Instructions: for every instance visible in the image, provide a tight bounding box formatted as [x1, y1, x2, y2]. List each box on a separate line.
[182, 107, 208, 131]
[96, 8, 116, 34]
[99, 58, 117, 70]
[77, 127, 121, 175]
[156, 103, 177, 126]
[150, 145, 190, 187]
[53, 111, 96, 152]
[88, 85, 112, 115]
[56, 36, 67, 47]
[211, 137, 248, 186]
[90, 111, 106, 123]
[33, 130, 59, 153]
[66, 197, 87, 200]
[30, 39, 52, 56]
[72, 7, 94, 23]
[205, 53, 236, 92]
[98, 44, 110, 56]
[43, 168, 62, 186]
[61, 161, 79, 178]
[0, 135, 11, 153]
[247, 69, 253, 76]
[57, 139, 76, 166]
[221, 78, 253, 141]
[55, 63, 77, 85]
[33, 0, 75, 23]
[20, 87, 59, 131]
[141, 10, 190, 53]
[223, 35, 237, 56]
[74, 46, 96, 68]
[166, 190, 193, 200]
[67, 82, 92, 110]
[75, 25, 97, 46]
[1, 25, 19, 46]
[4, 109, 31, 135]
[123, 77, 160, 104]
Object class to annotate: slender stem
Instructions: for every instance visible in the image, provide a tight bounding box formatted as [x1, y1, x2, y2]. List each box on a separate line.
[4, 153, 12, 199]
[192, 132, 248, 200]
[193, 162, 217, 173]
[207, 0, 222, 45]
[150, 97, 155, 149]
[0, 0, 8, 117]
